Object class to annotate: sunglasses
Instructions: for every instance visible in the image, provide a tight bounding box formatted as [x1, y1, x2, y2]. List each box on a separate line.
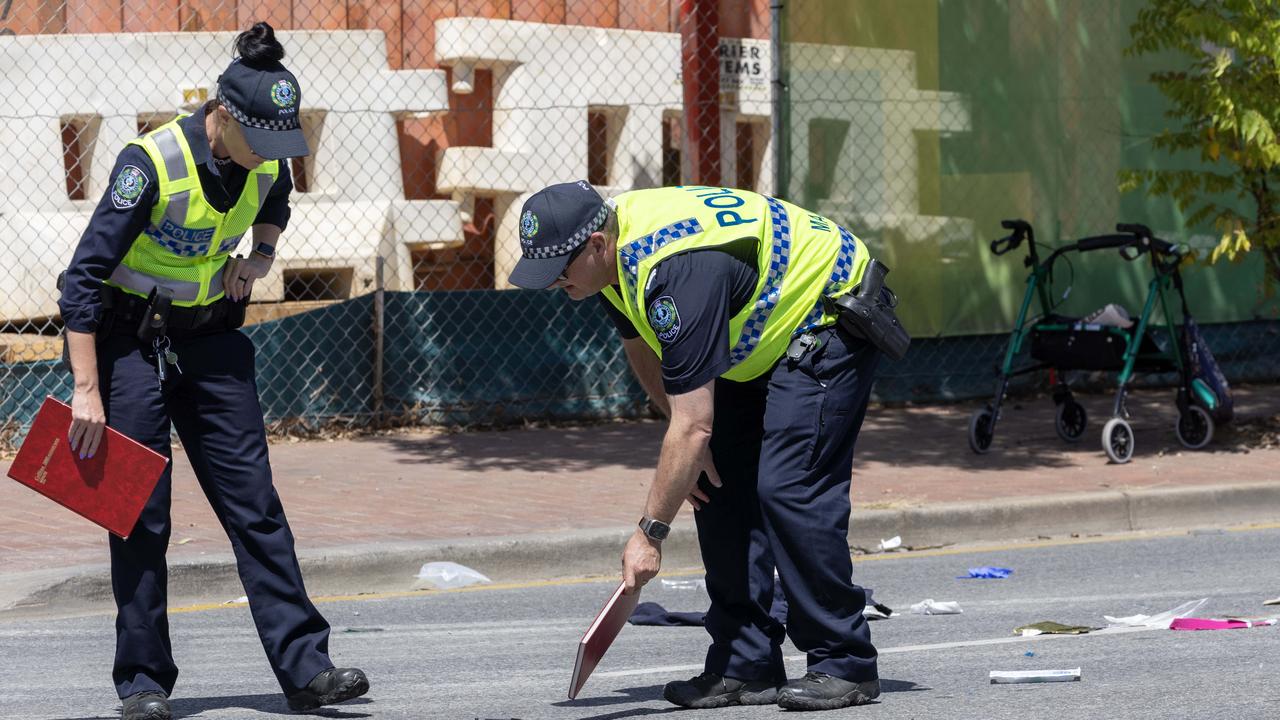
[555, 242, 589, 283]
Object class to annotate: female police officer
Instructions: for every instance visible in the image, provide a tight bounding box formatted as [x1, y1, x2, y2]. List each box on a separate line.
[59, 23, 367, 720]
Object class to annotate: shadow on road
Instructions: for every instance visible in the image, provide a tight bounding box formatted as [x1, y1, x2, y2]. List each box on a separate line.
[170, 693, 372, 717]
[377, 386, 1277, 474]
[882, 677, 929, 692]
[571, 708, 681, 720]
[552, 683, 665, 708]
[386, 422, 664, 473]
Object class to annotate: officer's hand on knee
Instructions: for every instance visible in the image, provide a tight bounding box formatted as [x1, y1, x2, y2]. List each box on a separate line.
[68, 385, 106, 459]
[685, 465, 723, 510]
[686, 487, 710, 510]
[622, 529, 662, 594]
[702, 461, 722, 488]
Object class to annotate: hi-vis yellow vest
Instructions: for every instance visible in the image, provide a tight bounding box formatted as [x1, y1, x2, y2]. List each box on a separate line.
[601, 186, 870, 382]
[103, 115, 279, 307]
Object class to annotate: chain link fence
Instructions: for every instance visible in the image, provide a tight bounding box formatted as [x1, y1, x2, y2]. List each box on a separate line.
[0, 1, 1276, 445]
[0, 0, 772, 441]
[782, 0, 1280, 402]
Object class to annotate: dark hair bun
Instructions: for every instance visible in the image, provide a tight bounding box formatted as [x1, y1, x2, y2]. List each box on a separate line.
[234, 21, 285, 64]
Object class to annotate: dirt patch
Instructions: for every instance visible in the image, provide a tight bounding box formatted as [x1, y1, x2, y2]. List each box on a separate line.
[1219, 413, 1280, 451]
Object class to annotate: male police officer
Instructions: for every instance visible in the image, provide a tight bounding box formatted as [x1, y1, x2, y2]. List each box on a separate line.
[509, 181, 891, 711]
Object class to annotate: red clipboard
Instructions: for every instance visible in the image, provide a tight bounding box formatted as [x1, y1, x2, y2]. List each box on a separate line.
[569, 581, 641, 699]
[7, 396, 168, 539]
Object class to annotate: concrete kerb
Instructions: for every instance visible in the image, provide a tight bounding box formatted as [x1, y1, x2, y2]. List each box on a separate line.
[4, 481, 1279, 617]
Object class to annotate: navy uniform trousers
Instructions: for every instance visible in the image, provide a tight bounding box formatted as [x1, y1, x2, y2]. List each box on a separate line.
[694, 325, 880, 684]
[98, 328, 333, 699]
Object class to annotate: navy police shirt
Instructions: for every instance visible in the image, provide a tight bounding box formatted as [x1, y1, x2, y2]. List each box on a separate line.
[58, 104, 293, 333]
[600, 238, 759, 395]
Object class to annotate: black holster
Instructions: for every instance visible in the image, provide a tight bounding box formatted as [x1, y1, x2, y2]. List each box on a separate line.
[136, 286, 174, 345]
[827, 259, 911, 361]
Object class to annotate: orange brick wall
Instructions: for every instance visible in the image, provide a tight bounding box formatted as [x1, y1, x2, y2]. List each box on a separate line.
[121, 1, 180, 32]
[7, 0, 770, 172]
[13, 1, 768, 52]
[13, 0, 769, 288]
[1, 0, 66, 33]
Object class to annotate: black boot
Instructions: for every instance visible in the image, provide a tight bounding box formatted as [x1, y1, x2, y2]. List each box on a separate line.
[662, 671, 781, 708]
[286, 667, 370, 712]
[121, 691, 171, 720]
[777, 672, 880, 710]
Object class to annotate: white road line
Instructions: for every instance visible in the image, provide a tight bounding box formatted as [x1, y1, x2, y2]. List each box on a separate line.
[593, 625, 1163, 679]
[876, 624, 1161, 654]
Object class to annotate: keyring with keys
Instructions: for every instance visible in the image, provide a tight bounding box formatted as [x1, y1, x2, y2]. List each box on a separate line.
[152, 336, 182, 389]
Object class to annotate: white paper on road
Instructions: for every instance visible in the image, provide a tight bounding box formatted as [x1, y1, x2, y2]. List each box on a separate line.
[1103, 597, 1207, 628]
[878, 536, 902, 551]
[910, 599, 962, 615]
[864, 605, 892, 620]
[990, 668, 1082, 684]
[416, 561, 492, 589]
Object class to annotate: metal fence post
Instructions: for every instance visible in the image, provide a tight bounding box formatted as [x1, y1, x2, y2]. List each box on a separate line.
[372, 255, 385, 424]
[771, 0, 787, 200]
[681, 0, 721, 186]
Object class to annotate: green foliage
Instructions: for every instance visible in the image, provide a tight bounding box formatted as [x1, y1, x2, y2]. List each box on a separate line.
[1121, 0, 1280, 288]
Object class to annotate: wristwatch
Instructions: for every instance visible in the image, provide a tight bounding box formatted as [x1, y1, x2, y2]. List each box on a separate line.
[638, 516, 671, 542]
[253, 242, 276, 259]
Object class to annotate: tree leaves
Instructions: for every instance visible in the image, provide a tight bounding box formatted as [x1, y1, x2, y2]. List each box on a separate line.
[1121, 0, 1280, 285]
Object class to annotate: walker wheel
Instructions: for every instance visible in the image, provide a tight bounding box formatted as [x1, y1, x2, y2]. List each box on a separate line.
[1102, 417, 1135, 464]
[1054, 400, 1088, 443]
[968, 408, 995, 454]
[1175, 405, 1214, 450]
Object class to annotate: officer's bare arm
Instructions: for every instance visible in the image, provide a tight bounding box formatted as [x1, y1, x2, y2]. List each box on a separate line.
[251, 222, 281, 250]
[621, 336, 670, 418]
[65, 330, 98, 382]
[644, 380, 717, 523]
[65, 330, 106, 457]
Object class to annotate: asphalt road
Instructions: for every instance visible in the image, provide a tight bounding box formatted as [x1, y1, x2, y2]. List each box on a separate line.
[2, 526, 1278, 720]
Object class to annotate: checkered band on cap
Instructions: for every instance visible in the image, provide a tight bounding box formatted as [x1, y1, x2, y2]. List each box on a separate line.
[618, 217, 704, 298]
[729, 197, 792, 366]
[796, 224, 863, 335]
[218, 87, 301, 131]
[522, 203, 611, 259]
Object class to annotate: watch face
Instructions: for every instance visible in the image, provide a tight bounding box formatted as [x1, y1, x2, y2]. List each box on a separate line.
[647, 519, 670, 540]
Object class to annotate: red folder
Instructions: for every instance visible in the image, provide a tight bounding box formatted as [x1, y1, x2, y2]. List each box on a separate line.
[7, 396, 168, 539]
[569, 581, 641, 699]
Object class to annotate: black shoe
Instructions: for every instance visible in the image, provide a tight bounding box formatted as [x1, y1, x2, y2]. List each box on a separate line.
[662, 671, 781, 709]
[286, 667, 370, 712]
[777, 672, 880, 711]
[121, 691, 171, 720]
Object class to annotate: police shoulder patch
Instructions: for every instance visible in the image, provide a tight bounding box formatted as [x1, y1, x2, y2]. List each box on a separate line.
[110, 165, 148, 210]
[648, 295, 681, 343]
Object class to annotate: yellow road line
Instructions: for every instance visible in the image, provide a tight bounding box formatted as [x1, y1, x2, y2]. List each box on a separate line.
[168, 522, 1280, 615]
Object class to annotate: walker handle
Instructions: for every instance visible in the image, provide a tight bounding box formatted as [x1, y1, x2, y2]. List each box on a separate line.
[991, 219, 1031, 255]
[1116, 222, 1152, 237]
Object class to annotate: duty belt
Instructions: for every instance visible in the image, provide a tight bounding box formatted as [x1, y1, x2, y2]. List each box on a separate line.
[101, 286, 245, 338]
